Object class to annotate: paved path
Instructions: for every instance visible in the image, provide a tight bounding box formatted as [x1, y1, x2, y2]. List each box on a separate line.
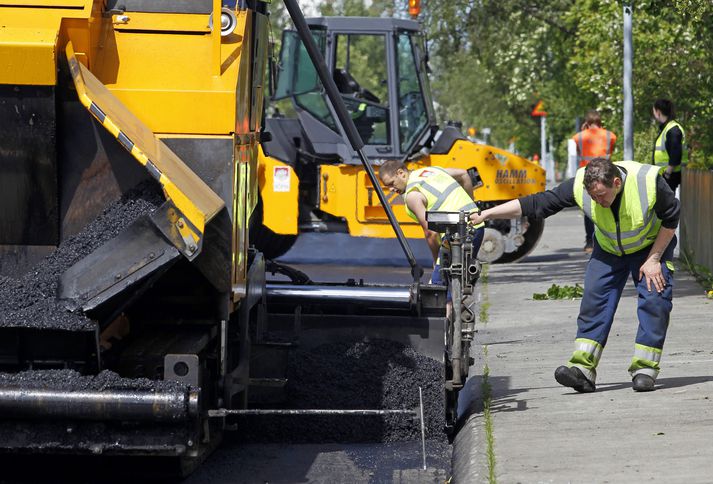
[459, 208, 713, 483]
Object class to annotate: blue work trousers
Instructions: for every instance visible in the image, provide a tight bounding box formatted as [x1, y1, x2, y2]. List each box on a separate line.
[574, 236, 675, 374]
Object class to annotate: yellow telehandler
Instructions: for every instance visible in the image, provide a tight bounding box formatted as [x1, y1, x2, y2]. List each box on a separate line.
[256, 16, 547, 263]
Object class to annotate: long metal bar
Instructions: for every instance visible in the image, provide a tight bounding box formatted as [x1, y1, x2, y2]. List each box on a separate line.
[209, 408, 415, 417]
[0, 387, 198, 422]
[266, 283, 413, 309]
[282, 0, 423, 281]
[419, 386, 427, 470]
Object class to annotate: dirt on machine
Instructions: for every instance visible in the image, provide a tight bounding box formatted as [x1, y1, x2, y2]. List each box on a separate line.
[0, 1, 473, 476]
[255, 16, 547, 264]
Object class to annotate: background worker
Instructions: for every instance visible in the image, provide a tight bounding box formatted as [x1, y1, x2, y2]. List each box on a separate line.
[572, 110, 617, 253]
[378, 160, 485, 285]
[652, 98, 686, 193]
[470, 158, 679, 393]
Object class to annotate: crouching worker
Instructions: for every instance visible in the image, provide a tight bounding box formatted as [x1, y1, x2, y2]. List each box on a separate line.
[378, 160, 485, 287]
[469, 158, 679, 392]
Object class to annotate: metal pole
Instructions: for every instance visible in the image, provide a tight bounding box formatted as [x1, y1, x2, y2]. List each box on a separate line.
[208, 408, 416, 417]
[419, 386, 427, 470]
[283, 0, 423, 281]
[623, 3, 634, 160]
[541, 116, 553, 183]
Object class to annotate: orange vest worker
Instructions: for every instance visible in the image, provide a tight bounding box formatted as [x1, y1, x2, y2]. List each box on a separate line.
[572, 127, 617, 168]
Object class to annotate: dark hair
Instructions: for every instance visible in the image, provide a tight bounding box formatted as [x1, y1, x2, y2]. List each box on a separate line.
[378, 159, 407, 180]
[583, 158, 620, 189]
[653, 99, 674, 118]
[584, 110, 602, 127]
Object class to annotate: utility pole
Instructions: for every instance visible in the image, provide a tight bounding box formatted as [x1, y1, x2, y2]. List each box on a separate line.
[531, 100, 550, 181]
[623, 2, 634, 160]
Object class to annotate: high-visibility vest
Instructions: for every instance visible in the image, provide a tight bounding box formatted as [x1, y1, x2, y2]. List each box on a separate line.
[573, 161, 661, 256]
[404, 167, 484, 228]
[653, 120, 687, 171]
[573, 127, 616, 168]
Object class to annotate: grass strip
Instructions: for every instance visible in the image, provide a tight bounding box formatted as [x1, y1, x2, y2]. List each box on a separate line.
[480, 264, 490, 324]
[482, 345, 497, 483]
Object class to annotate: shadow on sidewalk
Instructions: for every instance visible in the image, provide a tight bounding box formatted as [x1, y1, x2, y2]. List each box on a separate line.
[455, 374, 530, 431]
[554, 375, 713, 394]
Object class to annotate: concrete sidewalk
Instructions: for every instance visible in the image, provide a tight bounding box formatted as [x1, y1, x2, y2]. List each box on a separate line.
[460, 208, 713, 483]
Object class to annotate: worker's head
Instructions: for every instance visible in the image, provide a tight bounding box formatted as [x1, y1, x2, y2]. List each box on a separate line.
[584, 110, 602, 128]
[379, 160, 409, 194]
[583, 158, 622, 208]
[653, 99, 674, 123]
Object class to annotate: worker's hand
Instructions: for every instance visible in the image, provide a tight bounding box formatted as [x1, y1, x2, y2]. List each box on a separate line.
[639, 257, 665, 293]
[469, 209, 486, 226]
[664, 166, 674, 178]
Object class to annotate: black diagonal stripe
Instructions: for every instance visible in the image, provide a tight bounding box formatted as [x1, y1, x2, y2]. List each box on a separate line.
[89, 102, 106, 123]
[117, 131, 134, 152]
[145, 160, 161, 181]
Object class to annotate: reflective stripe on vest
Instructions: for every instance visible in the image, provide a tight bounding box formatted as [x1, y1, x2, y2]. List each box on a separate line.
[575, 128, 614, 167]
[573, 161, 661, 255]
[404, 167, 483, 228]
[653, 120, 687, 171]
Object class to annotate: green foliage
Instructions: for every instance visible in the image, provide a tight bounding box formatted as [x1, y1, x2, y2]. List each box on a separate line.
[680, 249, 713, 293]
[304, 0, 713, 162]
[422, 0, 713, 161]
[533, 283, 584, 300]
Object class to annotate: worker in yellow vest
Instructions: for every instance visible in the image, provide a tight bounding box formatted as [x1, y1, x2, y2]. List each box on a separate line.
[470, 158, 679, 392]
[378, 160, 485, 285]
[652, 98, 687, 192]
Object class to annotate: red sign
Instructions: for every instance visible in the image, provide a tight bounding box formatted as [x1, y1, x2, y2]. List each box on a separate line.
[531, 100, 547, 117]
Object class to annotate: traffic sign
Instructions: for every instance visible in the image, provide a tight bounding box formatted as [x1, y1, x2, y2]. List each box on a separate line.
[531, 100, 546, 117]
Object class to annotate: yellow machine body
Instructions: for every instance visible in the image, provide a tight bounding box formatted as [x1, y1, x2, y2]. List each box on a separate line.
[262, 141, 545, 238]
[0, 0, 265, 302]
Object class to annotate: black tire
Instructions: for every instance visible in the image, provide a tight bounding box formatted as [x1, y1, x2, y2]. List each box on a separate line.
[249, 195, 298, 260]
[495, 216, 545, 264]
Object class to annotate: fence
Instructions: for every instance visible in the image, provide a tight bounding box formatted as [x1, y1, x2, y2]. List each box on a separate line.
[681, 169, 713, 273]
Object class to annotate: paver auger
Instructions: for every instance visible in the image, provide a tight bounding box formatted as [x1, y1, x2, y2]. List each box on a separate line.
[0, 0, 461, 471]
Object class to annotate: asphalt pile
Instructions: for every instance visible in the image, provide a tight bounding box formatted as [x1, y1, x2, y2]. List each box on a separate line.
[0, 182, 163, 331]
[238, 338, 447, 444]
[0, 369, 187, 392]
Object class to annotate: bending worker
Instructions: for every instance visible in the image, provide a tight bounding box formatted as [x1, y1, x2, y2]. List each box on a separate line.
[652, 98, 686, 193]
[572, 110, 617, 253]
[470, 158, 679, 392]
[379, 160, 485, 285]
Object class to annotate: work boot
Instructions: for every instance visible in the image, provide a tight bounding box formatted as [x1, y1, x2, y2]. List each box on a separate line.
[632, 374, 656, 392]
[554, 365, 595, 393]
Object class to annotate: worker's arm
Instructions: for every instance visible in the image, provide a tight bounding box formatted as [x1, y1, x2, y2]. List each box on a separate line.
[405, 191, 440, 263]
[469, 178, 577, 225]
[640, 177, 680, 293]
[443, 168, 474, 198]
[639, 227, 676, 293]
[653, 176, 680, 229]
[469, 199, 522, 225]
